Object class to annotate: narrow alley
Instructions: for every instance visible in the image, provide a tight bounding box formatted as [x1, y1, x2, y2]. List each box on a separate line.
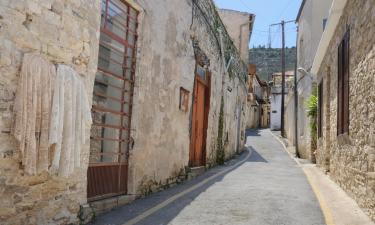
[90, 129, 325, 225]
[1, 0, 375, 224]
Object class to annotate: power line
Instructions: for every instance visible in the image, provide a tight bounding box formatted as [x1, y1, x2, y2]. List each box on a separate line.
[276, 0, 296, 21]
[238, 0, 252, 12]
[271, 27, 279, 47]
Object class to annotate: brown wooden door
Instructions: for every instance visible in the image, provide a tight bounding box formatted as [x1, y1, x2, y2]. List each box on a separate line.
[190, 66, 210, 167]
[87, 0, 139, 202]
[193, 80, 206, 165]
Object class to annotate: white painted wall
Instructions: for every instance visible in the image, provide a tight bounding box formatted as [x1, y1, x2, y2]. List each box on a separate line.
[270, 85, 284, 130]
[270, 94, 281, 130]
[284, 0, 333, 158]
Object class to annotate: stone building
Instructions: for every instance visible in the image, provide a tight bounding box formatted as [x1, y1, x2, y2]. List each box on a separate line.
[312, 0, 375, 221]
[246, 64, 270, 129]
[0, 0, 101, 224]
[0, 0, 252, 224]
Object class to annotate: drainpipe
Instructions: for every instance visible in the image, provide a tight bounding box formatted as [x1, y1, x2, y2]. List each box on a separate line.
[294, 25, 300, 158]
[218, 28, 226, 96]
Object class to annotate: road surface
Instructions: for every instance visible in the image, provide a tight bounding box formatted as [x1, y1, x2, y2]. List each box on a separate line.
[90, 129, 325, 225]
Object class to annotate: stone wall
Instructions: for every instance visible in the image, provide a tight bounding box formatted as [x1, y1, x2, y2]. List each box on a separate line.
[122, 0, 249, 196]
[192, 0, 248, 162]
[316, 0, 375, 221]
[0, 0, 249, 223]
[0, 0, 100, 224]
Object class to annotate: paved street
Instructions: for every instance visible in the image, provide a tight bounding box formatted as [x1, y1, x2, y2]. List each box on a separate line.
[91, 129, 325, 225]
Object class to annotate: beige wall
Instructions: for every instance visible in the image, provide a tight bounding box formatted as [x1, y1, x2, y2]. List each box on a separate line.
[127, 0, 195, 196]
[128, 0, 249, 195]
[218, 9, 253, 63]
[297, 0, 333, 70]
[285, 0, 333, 159]
[0, 0, 101, 224]
[316, 0, 375, 221]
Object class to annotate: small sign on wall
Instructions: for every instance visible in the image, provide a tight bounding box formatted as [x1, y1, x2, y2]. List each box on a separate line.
[179, 87, 189, 112]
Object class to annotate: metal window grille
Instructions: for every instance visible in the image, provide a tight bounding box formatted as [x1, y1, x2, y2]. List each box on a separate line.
[88, 0, 139, 201]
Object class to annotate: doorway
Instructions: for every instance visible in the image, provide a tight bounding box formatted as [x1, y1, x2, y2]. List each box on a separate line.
[189, 64, 210, 167]
[87, 0, 139, 201]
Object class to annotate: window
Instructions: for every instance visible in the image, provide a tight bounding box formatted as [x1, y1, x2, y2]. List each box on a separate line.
[318, 80, 323, 138]
[337, 29, 350, 135]
[90, 0, 139, 164]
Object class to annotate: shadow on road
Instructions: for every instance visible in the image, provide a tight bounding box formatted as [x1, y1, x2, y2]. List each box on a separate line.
[248, 146, 268, 163]
[90, 131, 266, 225]
[246, 128, 271, 137]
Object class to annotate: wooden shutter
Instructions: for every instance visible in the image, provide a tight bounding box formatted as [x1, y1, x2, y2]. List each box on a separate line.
[337, 41, 343, 135]
[343, 30, 350, 134]
[337, 29, 350, 136]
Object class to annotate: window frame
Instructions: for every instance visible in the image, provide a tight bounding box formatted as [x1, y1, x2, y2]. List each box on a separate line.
[337, 29, 350, 136]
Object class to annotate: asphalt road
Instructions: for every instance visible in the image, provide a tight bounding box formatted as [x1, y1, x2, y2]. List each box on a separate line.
[90, 129, 326, 225]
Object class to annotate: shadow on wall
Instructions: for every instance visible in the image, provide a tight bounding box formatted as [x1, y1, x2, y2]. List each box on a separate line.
[89, 141, 269, 225]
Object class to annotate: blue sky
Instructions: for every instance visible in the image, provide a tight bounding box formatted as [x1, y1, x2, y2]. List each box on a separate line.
[214, 0, 302, 48]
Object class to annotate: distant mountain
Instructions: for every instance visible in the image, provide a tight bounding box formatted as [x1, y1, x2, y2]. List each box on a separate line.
[249, 46, 296, 81]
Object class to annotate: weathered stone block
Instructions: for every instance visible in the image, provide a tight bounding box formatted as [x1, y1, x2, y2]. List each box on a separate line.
[316, 1, 375, 221]
[117, 195, 136, 205]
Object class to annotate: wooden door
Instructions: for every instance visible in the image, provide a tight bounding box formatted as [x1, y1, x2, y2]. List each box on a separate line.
[194, 80, 206, 165]
[87, 0, 139, 201]
[190, 65, 210, 167]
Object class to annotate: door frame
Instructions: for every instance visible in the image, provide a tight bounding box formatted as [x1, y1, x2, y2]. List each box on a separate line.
[189, 65, 211, 167]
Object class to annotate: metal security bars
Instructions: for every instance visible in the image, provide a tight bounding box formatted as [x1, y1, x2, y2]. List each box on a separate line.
[88, 0, 139, 201]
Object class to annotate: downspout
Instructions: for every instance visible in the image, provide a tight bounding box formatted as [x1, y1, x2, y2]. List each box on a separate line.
[218, 28, 226, 96]
[294, 25, 300, 158]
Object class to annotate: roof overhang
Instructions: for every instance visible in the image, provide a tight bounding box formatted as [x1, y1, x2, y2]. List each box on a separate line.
[295, 0, 306, 22]
[248, 14, 255, 43]
[311, 0, 348, 77]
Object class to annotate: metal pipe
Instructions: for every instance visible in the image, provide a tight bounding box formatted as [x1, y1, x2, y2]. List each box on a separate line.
[294, 25, 300, 158]
[218, 28, 226, 97]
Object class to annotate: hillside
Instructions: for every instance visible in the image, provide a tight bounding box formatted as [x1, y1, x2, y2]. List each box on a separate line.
[249, 47, 296, 81]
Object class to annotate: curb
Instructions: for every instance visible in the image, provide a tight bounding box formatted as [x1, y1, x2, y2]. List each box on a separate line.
[269, 130, 335, 225]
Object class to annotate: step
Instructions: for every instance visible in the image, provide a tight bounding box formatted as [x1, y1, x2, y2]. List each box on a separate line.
[187, 166, 206, 180]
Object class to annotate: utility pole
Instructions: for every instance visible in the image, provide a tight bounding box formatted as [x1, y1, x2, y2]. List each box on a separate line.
[268, 26, 271, 48]
[281, 20, 285, 137]
[294, 26, 300, 158]
[270, 19, 294, 137]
